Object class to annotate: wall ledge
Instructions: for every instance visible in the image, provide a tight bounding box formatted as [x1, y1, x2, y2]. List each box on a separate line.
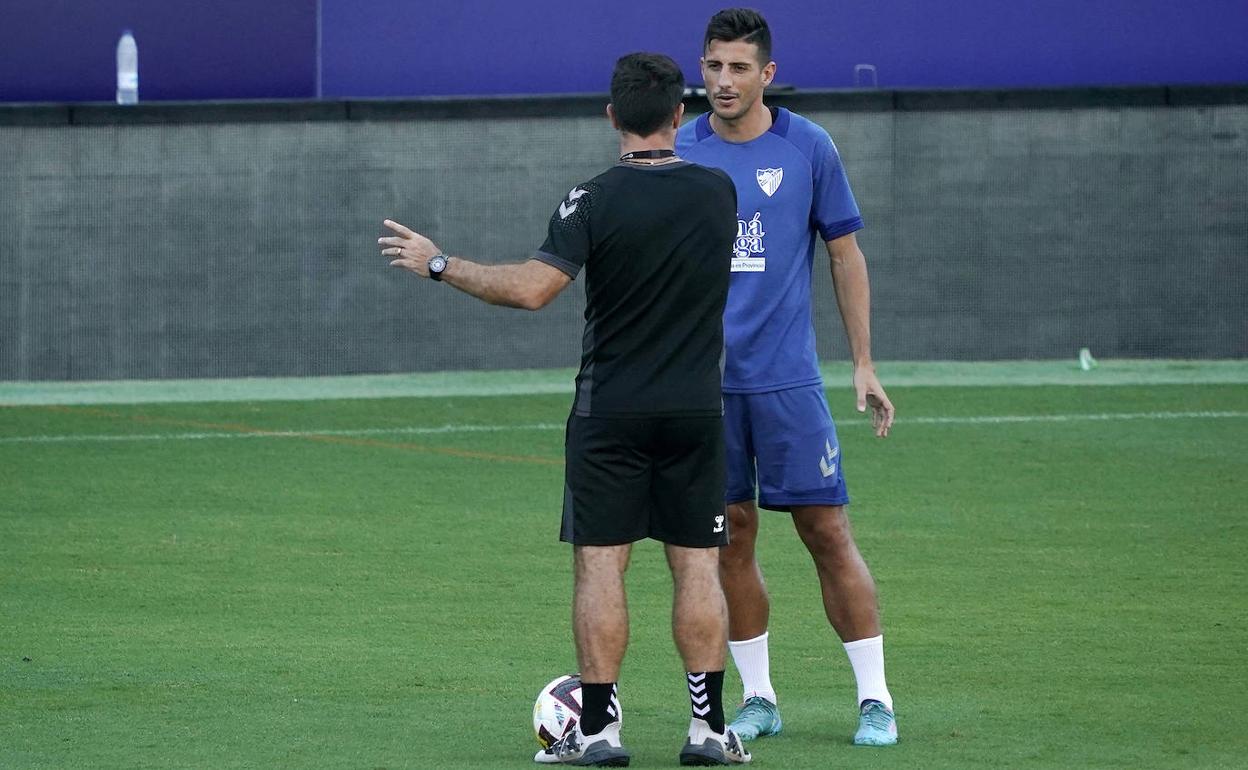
[2, 84, 1244, 127]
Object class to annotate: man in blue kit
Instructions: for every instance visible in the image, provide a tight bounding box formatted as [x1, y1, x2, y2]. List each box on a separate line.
[677, 8, 899, 747]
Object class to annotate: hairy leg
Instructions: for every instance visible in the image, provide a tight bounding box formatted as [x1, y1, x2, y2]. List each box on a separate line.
[790, 504, 880, 641]
[666, 544, 729, 671]
[573, 544, 632, 681]
[718, 500, 770, 640]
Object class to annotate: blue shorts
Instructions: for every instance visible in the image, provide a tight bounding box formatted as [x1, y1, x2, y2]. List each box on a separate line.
[723, 384, 850, 511]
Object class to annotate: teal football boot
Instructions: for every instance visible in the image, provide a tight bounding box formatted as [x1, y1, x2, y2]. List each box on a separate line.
[853, 699, 898, 746]
[727, 696, 782, 741]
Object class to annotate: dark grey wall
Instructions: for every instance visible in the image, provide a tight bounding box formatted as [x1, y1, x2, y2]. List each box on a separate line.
[1, 98, 1245, 381]
[814, 104, 1248, 361]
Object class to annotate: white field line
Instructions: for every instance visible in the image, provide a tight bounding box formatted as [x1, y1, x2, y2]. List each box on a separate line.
[901, 410, 1248, 425]
[0, 422, 568, 445]
[1, 411, 1246, 446]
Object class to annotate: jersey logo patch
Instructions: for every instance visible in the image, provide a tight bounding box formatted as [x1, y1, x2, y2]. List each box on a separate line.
[732, 212, 766, 271]
[819, 439, 839, 478]
[756, 167, 783, 197]
[559, 187, 588, 219]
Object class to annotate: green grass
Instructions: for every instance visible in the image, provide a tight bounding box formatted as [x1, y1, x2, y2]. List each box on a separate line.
[2, 384, 1246, 768]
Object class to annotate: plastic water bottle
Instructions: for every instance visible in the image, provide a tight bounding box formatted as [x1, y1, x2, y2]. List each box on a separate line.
[116, 31, 138, 105]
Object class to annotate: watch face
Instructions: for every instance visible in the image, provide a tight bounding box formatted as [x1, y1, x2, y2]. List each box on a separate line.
[429, 255, 447, 274]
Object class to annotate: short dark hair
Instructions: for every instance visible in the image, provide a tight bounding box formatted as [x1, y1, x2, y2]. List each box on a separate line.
[609, 53, 686, 137]
[703, 7, 772, 63]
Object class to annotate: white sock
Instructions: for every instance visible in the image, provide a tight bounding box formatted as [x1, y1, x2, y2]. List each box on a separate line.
[728, 632, 777, 704]
[843, 634, 892, 711]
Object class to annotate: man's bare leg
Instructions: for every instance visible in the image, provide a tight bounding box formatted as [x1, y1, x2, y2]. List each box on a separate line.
[668, 543, 751, 765]
[790, 504, 879, 641]
[719, 501, 770, 641]
[666, 544, 728, 672]
[719, 500, 782, 741]
[792, 503, 895, 742]
[573, 544, 631, 737]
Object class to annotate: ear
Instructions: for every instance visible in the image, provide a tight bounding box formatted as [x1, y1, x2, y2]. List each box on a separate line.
[606, 103, 619, 130]
[672, 101, 686, 130]
[762, 61, 777, 87]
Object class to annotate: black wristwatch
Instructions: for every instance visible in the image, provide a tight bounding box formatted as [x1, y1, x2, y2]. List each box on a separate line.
[427, 254, 449, 281]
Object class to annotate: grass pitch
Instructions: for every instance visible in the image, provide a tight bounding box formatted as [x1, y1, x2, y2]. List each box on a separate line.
[2, 377, 1246, 768]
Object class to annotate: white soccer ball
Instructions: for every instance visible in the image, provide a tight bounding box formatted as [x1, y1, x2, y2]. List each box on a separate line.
[533, 674, 583, 749]
[532, 674, 624, 748]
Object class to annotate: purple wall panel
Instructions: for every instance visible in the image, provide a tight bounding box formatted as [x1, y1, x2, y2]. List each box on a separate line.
[0, 0, 315, 102]
[826, 1, 1248, 89]
[321, 0, 1248, 97]
[0, 0, 1244, 103]
[319, 0, 729, 98]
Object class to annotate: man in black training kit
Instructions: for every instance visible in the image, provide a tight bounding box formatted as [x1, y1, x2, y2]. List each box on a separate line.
[381, 53, 750, 767]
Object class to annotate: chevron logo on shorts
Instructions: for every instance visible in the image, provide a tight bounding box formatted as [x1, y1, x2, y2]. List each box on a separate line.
[820, 439, 839, 479]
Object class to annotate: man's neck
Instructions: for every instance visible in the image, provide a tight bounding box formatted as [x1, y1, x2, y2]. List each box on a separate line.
[709, 100, 772, 143]
[618, 132, 676, 159]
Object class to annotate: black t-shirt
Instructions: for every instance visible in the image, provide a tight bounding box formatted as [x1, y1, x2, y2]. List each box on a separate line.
[534, 161, 737, 417]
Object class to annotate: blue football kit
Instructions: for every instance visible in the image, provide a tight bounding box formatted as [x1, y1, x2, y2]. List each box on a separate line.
[677, 107, 863, 509]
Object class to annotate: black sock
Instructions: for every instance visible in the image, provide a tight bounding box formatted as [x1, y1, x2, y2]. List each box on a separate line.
[579, 682, 617, 736]
[687, 671, 725, 733]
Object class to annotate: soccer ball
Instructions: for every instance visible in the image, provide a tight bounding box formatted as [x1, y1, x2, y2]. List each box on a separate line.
[533, 674, 582, 748]
[532, 674, 623, 748]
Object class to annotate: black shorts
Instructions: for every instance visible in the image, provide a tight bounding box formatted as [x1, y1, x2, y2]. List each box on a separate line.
[561, 413, 727, 547]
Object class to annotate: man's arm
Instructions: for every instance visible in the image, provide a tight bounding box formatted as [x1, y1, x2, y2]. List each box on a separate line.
[380, 219, 571, 311]
[827, 231, 895, 438]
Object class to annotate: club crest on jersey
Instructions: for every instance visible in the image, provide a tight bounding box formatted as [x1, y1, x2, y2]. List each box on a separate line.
[756, 167, 783, 197]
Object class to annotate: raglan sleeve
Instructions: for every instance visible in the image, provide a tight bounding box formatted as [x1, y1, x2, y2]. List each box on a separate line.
[534, 182, 597, 279]
[809, 128, 864, 242]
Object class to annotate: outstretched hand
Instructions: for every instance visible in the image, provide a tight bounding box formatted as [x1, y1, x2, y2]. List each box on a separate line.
[854, 366, 894, 438]
[379, 219, 441, 278]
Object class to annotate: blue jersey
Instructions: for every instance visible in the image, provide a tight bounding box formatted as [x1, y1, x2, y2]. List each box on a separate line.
[677, 107, 863, 394]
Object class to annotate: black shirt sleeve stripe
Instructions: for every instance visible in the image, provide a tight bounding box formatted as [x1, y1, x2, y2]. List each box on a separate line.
[532, 250, 582, 279]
